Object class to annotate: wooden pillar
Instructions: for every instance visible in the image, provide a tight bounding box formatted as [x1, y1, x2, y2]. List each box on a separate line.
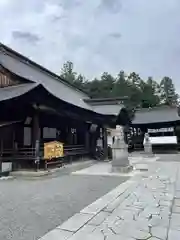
[85, 131, 90, 150]
[0, 138, 3, 173]
[89, 124, 98, 159]
[32, 111, 40, 170]
[32, 111, 40, 146]
[103, 127, 108, 160]
[68, 127, 73, 145]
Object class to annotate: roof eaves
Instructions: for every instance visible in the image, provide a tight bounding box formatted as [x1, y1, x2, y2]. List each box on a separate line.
[84, 96, 128, 104]
[0, 82, 39, 102]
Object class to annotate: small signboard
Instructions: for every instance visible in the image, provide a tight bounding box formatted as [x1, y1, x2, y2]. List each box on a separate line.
[44, 141, 64, 160]
[148, 127, 174, 133]
[143, 136, 177, 145]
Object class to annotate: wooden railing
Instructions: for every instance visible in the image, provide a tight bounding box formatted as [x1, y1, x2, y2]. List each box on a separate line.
[64, 145, 89, 157]
[0, 144, 90, 169]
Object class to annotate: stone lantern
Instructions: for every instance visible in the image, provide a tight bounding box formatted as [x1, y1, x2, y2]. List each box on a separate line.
[111, 125, 132, 173]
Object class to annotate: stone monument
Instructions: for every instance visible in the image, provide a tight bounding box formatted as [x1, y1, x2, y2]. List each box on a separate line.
[143, 133, 153, 156]
[111, 125, 132, 173]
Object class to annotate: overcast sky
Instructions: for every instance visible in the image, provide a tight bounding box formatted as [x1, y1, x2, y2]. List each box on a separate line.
[0, 0, 180, 92]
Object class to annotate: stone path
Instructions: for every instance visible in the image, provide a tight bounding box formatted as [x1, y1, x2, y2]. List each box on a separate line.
[39, 161, 180, 240]
[71, 156, 158, 177]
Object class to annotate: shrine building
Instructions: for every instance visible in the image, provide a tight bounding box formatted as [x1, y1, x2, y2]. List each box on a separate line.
[0, 43, 131, 173]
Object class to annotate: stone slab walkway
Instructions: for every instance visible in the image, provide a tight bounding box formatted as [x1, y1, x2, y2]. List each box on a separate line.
[39, 161, 180, 240]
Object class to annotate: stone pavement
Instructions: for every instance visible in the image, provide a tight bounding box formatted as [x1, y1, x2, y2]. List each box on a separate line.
[39, 161, 180, 240]
[71, 155, 159, 177]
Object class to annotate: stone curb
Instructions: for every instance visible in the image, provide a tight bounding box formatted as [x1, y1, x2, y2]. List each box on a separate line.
[10, 160, 95, 178]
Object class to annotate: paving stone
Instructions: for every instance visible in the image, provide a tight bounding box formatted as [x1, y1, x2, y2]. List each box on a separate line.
[175, 191, 180, 198]
[160, 200, 172, 207]
[132, 219, 150, 232]
[70, 230, 105, 240]
[58, 213, 94, 232]
[149, 216, 163, 227]
[88, 211, 109, 226]
[151, 226, 168, 240]
[121, 206, 141, 215]
[175, 184, 180, 191]
[156, 218, 170, 228]
[93, 221, 118, 238]
[160, 209, 171, 221]
[172, 205, 180, 213]
[174, 199, 180, 207]
[115, 209, 135, 220]
[112, 219, 151, 238]
[133, 201, 147, 209]
[106, 236, 134, 240]
[148, 238, 160, 240]
[40, 229, 73, 240]
[103, 212, 120, 228]
[128, 229, 151, 239]
[146, 207, 160, 216]
[168, 229, 180, 240]
[164, 193, 174, 201]
[104, 190, 130, 213]
[66, 225, 96, 240]
[170, 213, 180, 231]
[111, 220, 131, 235]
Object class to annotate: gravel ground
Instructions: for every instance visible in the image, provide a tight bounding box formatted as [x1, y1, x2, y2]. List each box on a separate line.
[0, 165, 128, 240]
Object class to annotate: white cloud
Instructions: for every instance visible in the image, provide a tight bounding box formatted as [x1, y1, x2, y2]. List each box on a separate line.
[0, 0, 180, 93]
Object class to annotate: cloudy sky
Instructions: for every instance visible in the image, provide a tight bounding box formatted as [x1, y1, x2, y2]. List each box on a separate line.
[0, 0, 180, 92]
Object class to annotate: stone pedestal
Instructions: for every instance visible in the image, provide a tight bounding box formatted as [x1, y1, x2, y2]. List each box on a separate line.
[143, 133, 153, 157]
[111, 125, 133, 173]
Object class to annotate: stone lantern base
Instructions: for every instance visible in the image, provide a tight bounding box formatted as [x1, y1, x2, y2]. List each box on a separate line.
[111, 125, 133, 173]
[143, 141, 153, 157]
[112, 165, 133, 173]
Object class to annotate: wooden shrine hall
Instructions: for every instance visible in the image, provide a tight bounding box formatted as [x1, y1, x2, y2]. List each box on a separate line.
[0, 43, 131, 172]
[129, 106, 180, 152]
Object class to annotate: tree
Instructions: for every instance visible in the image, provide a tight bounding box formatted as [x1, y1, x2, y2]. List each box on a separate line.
[74, 74, 86, 90]
[83, 78, 102, 98]
[160, 77, 178, 106]
[100, 72, 115, 98]
[127, 72, 143, 107]
[141, 77, 160, 108]
[127, 72, 142, 89]
[60, 61, 76, 84]
[112, 71, 129, 97]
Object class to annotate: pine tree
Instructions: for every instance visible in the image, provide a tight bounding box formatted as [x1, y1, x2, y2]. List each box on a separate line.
[160, 77, 178, 106]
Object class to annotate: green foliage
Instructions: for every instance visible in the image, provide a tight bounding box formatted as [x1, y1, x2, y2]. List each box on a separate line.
[60, 61, 76, 84]
[160, 77, 178, 105]
[60, 61, 178, 108]
[141, 77, 160, 108]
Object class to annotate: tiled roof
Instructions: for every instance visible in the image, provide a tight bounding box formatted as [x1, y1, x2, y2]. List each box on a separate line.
[0, 43, 127, 118]
[0, 43, 90, 109]
[132, 106, 180, 125]
[92, 104, 124, 116]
